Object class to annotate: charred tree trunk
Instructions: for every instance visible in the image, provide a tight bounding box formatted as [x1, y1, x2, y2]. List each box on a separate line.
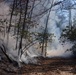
[0, 44, 12, 63]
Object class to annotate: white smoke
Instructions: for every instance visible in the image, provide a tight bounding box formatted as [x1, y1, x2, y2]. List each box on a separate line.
[47, 42, 73, 57]
[0, 2, 9, 16]
[0, 1, 37, 65]
[0, 2, 10, 39]
[4, 34, 38, 64]
[0, 0, 74, 67]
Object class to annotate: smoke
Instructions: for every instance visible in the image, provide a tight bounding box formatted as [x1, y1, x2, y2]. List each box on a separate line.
[0, 1, 37, 65]
[0, 2, 10, 18]
[0, 0, 74, 67]
[47, 42, 73, 57]
[4, 34, 38, 64]
[36, 0, 72, 58]
[21, 54, 37, 64]
[0, 1, 10, 39]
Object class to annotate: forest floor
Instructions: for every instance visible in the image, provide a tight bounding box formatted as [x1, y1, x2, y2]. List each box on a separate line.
[0, 56, 76, 75]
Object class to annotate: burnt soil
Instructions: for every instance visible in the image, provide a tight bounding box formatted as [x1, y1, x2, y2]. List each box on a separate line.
[0, 57, 76, 75]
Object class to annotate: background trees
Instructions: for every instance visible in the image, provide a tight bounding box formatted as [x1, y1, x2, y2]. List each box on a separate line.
[57, 0, 76, 57]
[1, 0, 76, 67]
[6, 0, 62, 58]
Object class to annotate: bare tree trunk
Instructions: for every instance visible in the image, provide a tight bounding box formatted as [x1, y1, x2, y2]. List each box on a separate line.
[41, 0, 54, 57]
[18, 0, 29, 58]
[7, 0, 16, 47]
[15, 0, 22, 50]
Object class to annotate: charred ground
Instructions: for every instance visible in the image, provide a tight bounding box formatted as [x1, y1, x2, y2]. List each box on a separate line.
[0, 56, 76, 75]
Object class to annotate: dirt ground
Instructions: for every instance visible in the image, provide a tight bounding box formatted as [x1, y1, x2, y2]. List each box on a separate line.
[0, 57, 76, 75]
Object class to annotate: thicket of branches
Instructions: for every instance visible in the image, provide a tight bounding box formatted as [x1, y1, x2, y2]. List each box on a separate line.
[1, 0, 74, 66]
[59, 0, 76, 56]
[6, 0, 62, 58]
